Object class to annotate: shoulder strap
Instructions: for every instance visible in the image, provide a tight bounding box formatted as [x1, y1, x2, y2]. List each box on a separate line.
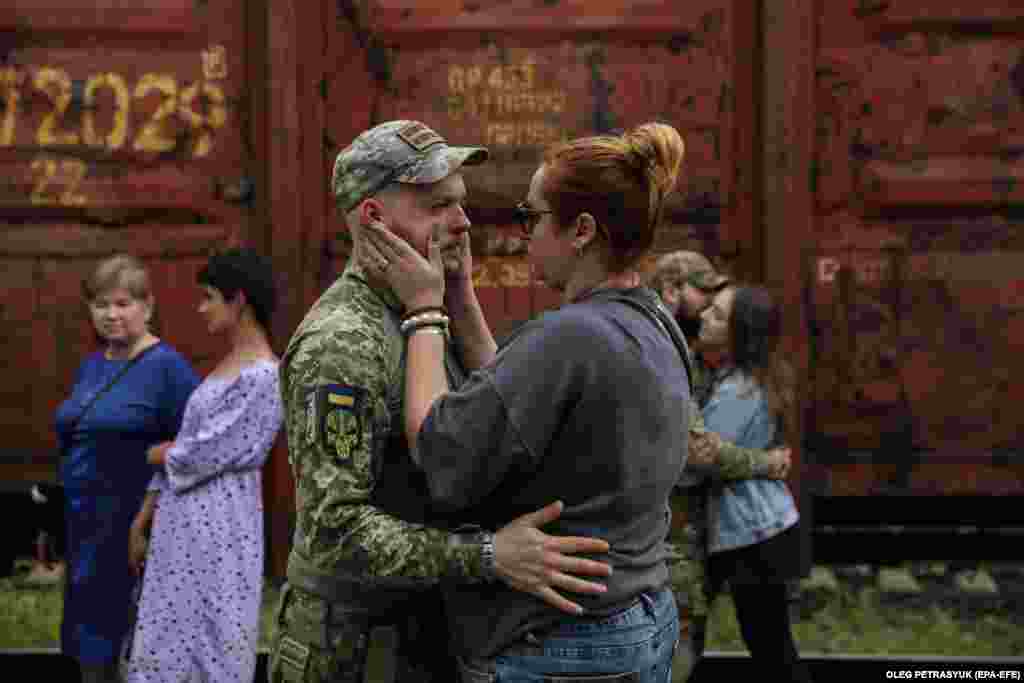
[68, 342, 161, 432]
[605, 293, 694, 395]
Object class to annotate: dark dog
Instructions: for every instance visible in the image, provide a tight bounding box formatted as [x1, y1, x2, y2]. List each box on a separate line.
[30, 482, 66, 560]
[0, 482, 65, 577]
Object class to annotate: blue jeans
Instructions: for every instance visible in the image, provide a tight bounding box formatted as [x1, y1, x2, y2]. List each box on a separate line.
[459, 588, 680, 683]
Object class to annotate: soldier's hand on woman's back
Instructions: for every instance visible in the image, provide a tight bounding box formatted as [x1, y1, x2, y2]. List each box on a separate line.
[687, 430, 720, 467]
[767, 447, 792, 479]
[494, 500, 613, 616]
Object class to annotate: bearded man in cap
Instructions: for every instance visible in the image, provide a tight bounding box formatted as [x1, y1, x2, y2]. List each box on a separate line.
[648, 250, 792, 680]
[271, 120, 613, 683]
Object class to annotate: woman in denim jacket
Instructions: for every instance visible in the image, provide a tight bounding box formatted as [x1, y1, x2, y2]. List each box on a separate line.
[697, 284, 812, 683]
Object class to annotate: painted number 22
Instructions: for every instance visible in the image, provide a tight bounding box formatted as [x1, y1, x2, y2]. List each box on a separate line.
[30, 157, 88, 207]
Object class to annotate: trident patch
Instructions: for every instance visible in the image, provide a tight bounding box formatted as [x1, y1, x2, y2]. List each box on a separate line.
[316, 384, 367, 464]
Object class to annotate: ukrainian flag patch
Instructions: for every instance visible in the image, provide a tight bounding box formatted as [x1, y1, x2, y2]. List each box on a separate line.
[326, 385, 358, 409]
[316, 383, 366, 463]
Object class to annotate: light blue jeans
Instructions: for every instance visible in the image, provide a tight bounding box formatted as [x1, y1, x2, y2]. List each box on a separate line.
[459, 587, 680, 683]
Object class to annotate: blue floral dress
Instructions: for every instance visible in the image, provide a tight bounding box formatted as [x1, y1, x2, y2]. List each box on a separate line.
[124, 359, 283, 683]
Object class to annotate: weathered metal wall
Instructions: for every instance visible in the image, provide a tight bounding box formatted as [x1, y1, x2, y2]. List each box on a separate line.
[0, 0, 259, 481]
[801, 0, 1024, 496]
[318, 0, 760, 337]
[5, 0, 1023, 576]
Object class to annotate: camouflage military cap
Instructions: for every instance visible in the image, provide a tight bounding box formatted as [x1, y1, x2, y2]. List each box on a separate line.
[332, 120, 489, 212]
[654, 250, 730, 292]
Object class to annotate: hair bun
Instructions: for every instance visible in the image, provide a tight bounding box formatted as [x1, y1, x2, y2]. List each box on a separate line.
[625, 123, 685, 199]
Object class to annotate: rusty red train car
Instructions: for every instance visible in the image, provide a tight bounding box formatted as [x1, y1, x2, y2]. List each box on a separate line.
[2, 0, 1021, 574]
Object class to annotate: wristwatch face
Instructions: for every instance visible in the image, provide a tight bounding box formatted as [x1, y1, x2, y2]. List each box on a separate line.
[479, 532, 496, 575]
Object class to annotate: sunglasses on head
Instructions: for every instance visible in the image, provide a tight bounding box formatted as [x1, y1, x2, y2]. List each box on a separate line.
[513, 202, 554, 236]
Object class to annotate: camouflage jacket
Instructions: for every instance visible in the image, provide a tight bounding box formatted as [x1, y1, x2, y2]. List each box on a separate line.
[667, 352, 780, 618]
[279, 263, 487, 585]
[686, 353, 779, 480]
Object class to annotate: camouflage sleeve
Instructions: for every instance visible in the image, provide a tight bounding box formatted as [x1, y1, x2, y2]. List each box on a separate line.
[666, 488, 709, 619]
[283, 325, 487, 584]
[688, 402, 776, 481]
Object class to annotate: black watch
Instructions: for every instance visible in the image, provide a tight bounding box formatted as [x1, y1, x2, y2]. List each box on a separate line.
[452, 525, 497, 582]
[479, 531, 496, 580]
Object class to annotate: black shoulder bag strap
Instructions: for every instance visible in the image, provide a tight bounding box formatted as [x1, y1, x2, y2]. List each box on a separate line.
[606, 293, 694, 396]
[68, 342, 160, 432]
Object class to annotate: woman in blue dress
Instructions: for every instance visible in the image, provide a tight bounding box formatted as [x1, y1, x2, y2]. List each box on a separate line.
[697, 284, 811, 683]
[54, 254, 199, 683]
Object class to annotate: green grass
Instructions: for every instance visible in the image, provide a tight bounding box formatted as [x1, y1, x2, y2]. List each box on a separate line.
[5, 569, 1022, 658]
[705, 586, 1024, 657]
[0, 575, 63, 649]
[0, 567, 285, 652]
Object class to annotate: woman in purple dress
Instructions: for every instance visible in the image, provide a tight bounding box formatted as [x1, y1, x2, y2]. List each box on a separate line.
[124, 248, 283, 683]
[55, 254, 199, 683]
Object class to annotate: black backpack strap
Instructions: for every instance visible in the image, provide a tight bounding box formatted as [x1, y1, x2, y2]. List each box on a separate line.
[605, 293, 694, 395]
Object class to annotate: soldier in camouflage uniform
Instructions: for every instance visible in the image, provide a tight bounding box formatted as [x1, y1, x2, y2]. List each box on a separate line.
[648, 250, 792, 680]
[269, 120, 613, 683]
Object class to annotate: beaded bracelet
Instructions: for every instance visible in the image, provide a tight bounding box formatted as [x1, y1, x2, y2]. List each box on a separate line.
[408, 325, 447, 339]
[402, 319, 448, 338]
[400, 316, 448, 335]
[399, 313, 449, 335]
[404, 311, 449, 324]
[402, 305, 447, 321]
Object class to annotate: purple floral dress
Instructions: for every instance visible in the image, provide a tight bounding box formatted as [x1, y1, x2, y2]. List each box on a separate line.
[125, 359, 283, 683]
